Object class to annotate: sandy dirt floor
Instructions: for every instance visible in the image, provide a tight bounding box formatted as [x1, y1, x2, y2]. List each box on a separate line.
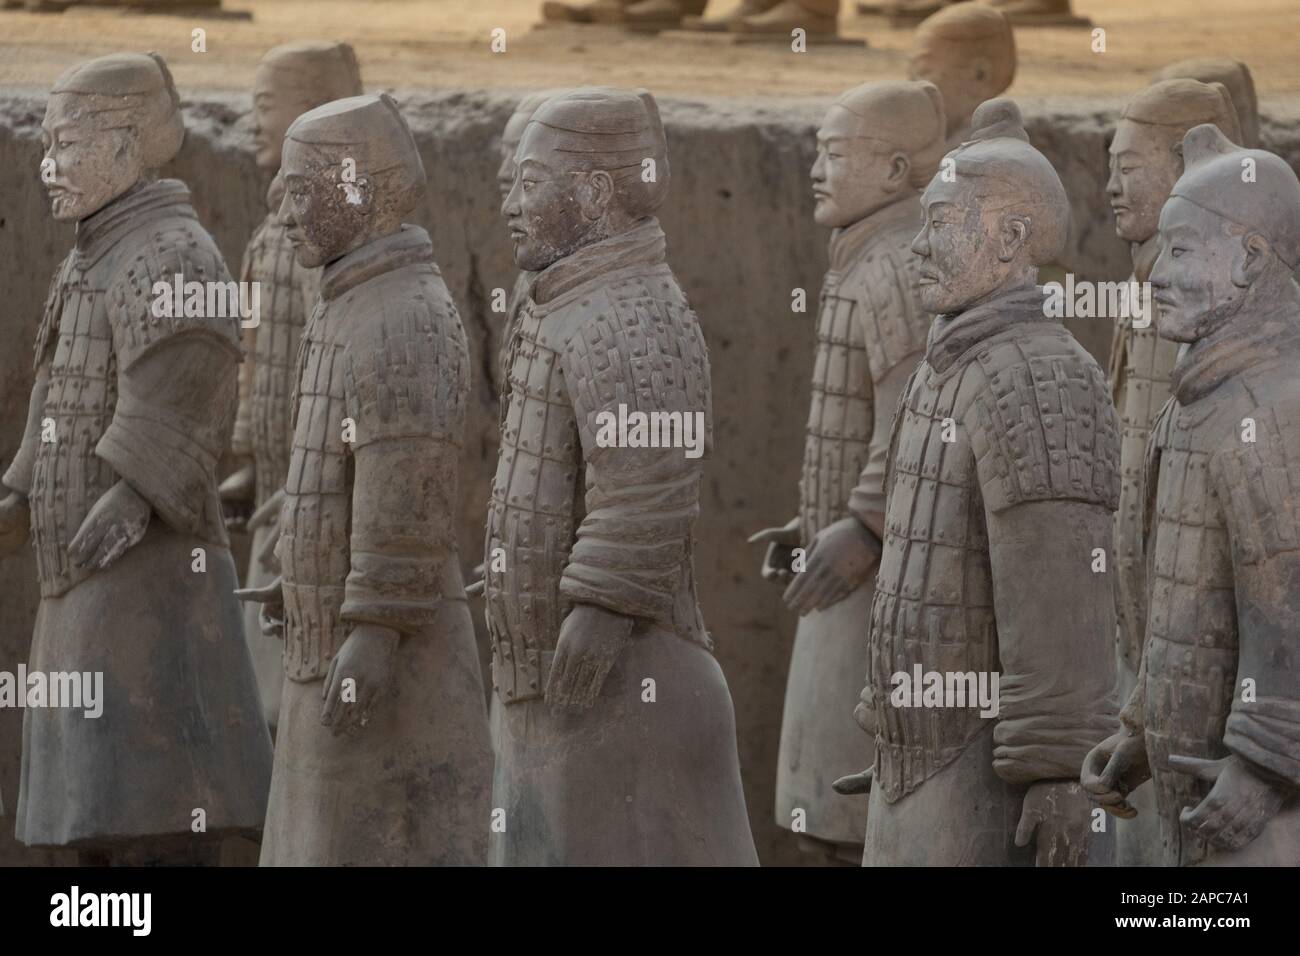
[0, 0, 1297, 101]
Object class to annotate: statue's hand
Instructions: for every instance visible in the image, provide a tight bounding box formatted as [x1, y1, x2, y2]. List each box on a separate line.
[68, 481, 150, 571]
[852, 682, 877, 734]
[218, 462, 256, 531]
[1169, 753, 1290, 853]
[0, 491, 30, 556]
[464, 561, 486, 597]
[1015, 780, 1092, 867]
[320, 623, 400, 736]
[782, 516, 880, 615]
[235, 576, 285, 639]
[832, 767, 873, 796]
[1081, 729, 1151, 819]
[545, 603, 633, 713]
[747, 516, 801, 582]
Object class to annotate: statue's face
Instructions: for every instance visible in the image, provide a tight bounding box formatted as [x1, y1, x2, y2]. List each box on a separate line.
[279, 138, 369, 268]
[1150, 196, 1248, 343]
[811, 106, 899, 229]
[502, 122, 602, 273]
[908, 38, 992, 137]
[251, 67, 311, 171]
[1107, 120, 1182, 244]
[913, 176, 1019, 315]
[40, 93, 143, 222]
[497, 110, 533, 202]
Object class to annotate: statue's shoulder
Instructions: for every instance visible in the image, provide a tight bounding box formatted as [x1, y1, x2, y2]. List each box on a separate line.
[960, 324, 1120, 513]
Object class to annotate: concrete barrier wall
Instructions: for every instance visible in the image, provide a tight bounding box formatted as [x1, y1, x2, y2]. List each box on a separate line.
[2, 90, 1298, 866]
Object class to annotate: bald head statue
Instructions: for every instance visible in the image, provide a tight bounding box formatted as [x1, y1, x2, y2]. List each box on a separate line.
[1150, 124, 1300, 345]
[812, 80, 946, 229]
[278, 93, 425, 269]
[498, 89, 569, 201]
[1153, 57, 1260, 149]
[1108, 78, 1241, 245]
[912, 98, 1069, 316]
[909, 5, 1016, 143]
[502, 86, 668, 273]
[252, 41, 363, 170]
[41, 52, 184, 222]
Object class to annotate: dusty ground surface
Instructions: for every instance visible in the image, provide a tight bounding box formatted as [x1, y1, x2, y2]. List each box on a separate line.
[0, 0, 1298, 100]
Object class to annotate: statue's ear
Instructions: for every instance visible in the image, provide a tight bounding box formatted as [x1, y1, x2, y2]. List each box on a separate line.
[998, 214, 1030, 263]
[970, 55, 992, 86]
[1231, 232, 1271, 288]
[578, 169, 616, 221]
[886, 151, 911, 191]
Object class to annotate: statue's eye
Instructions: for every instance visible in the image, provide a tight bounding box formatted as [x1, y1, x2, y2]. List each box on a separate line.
[1170, 247, 1187, 258]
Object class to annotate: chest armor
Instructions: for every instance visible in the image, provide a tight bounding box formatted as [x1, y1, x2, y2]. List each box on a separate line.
[485, 297, 585, 703]
[245, 215, 319, 506]
[278, 300, 353, 681]
[868, 361, 997, 802]
[800, 273, 872, 542]
[29, 256, 120, 598]
[1143, 397, 1237, 865]
[1114, 318, 1181, 666]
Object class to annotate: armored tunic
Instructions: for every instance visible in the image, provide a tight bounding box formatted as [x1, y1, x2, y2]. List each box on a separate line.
[862, 286, 1120, 866]
[1121, 321, 1300, 867]
[230, 198, 322, 729]
[4, 179, 273, 848]
[486, 218, 756, 866]
[777, 196, 930, 850]
[261, 225, 491, 866]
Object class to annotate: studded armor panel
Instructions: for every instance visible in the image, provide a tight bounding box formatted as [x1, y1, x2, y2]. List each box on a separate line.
[869, 296, 1121, 803]
[278, 227, 467, 682]
[233, 212, 321, 507]
[22, 181, 237, 598]
[486, 220, 712, 705]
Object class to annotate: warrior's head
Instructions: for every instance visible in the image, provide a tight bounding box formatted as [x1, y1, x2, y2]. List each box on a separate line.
[502, 87, 668, 273]
[1108, 79, 1240, 245]
[279, 93, 426, 269]
[1153, 57, 1260, 149]
[498, 89, 568, 202]
[912, 98, 1069, 316]
[1150, 124, 1300, 344]
[252, 41, 363, 172]
[908, 5, 1015, 143]
[41, 52, 184, 222]
[811, 80, 946, 229]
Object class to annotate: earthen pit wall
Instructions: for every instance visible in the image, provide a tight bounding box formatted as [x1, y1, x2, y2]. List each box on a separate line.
[3, 90, 1299, 866]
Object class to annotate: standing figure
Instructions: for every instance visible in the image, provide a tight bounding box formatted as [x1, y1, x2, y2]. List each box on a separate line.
[249, 94, 493, 865]
[0, 53, 272, 864]
[1153, 58, 1260, 149]
[488, 87, 757, 866]
[1104, 78, 1241, 865]
[221, 40, 364, 736]
[860, 99, 1120, 867]
[908, 5, 1016, 151]
[1083, 125, 1300, 866]
[750, 81, 945, 863]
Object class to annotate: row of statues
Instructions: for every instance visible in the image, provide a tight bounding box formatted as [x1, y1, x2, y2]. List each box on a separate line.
[0, 26, 1295, 866]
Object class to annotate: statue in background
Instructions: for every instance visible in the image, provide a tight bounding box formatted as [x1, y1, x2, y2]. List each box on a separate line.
[1153, 58, 1261, 149]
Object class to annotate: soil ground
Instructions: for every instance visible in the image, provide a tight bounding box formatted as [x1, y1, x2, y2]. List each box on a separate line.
[0, 0, 1297, 101]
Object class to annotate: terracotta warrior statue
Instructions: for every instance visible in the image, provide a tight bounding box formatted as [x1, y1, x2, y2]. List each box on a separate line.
[489, 87, 757, 865]
[1083, 124, 1300, 866]
[909, 5, 1016, 151]
[855, 99, 1121, 866]
[0, 53, 272, 864]
[220, 40, 364, 736]
[1153, 57, 1260, 149]
[750, 80, 945, 863]
[1104, 78, 1241, 865]
[242, 93, 492, 865]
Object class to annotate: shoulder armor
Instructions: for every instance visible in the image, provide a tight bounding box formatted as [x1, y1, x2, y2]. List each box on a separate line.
[562, 278, 711, 457]
[1209, 397, 1300, 564]
[344, 275, 470, 450]
[33, 253, 73, 370]
[841, 218, 930, 378]
[107, 219, 241, 369]
[963, 330, 1121, 513]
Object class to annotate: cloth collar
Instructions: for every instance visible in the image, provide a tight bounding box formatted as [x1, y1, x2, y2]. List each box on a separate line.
[1170, 305, 1300, 404]
[827, 194, 920, 274]
[321, 225, 433, 300]
[530, 217, 667, 307]
[925, 285, 1054, 374]
[74, 178, 193, 265]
